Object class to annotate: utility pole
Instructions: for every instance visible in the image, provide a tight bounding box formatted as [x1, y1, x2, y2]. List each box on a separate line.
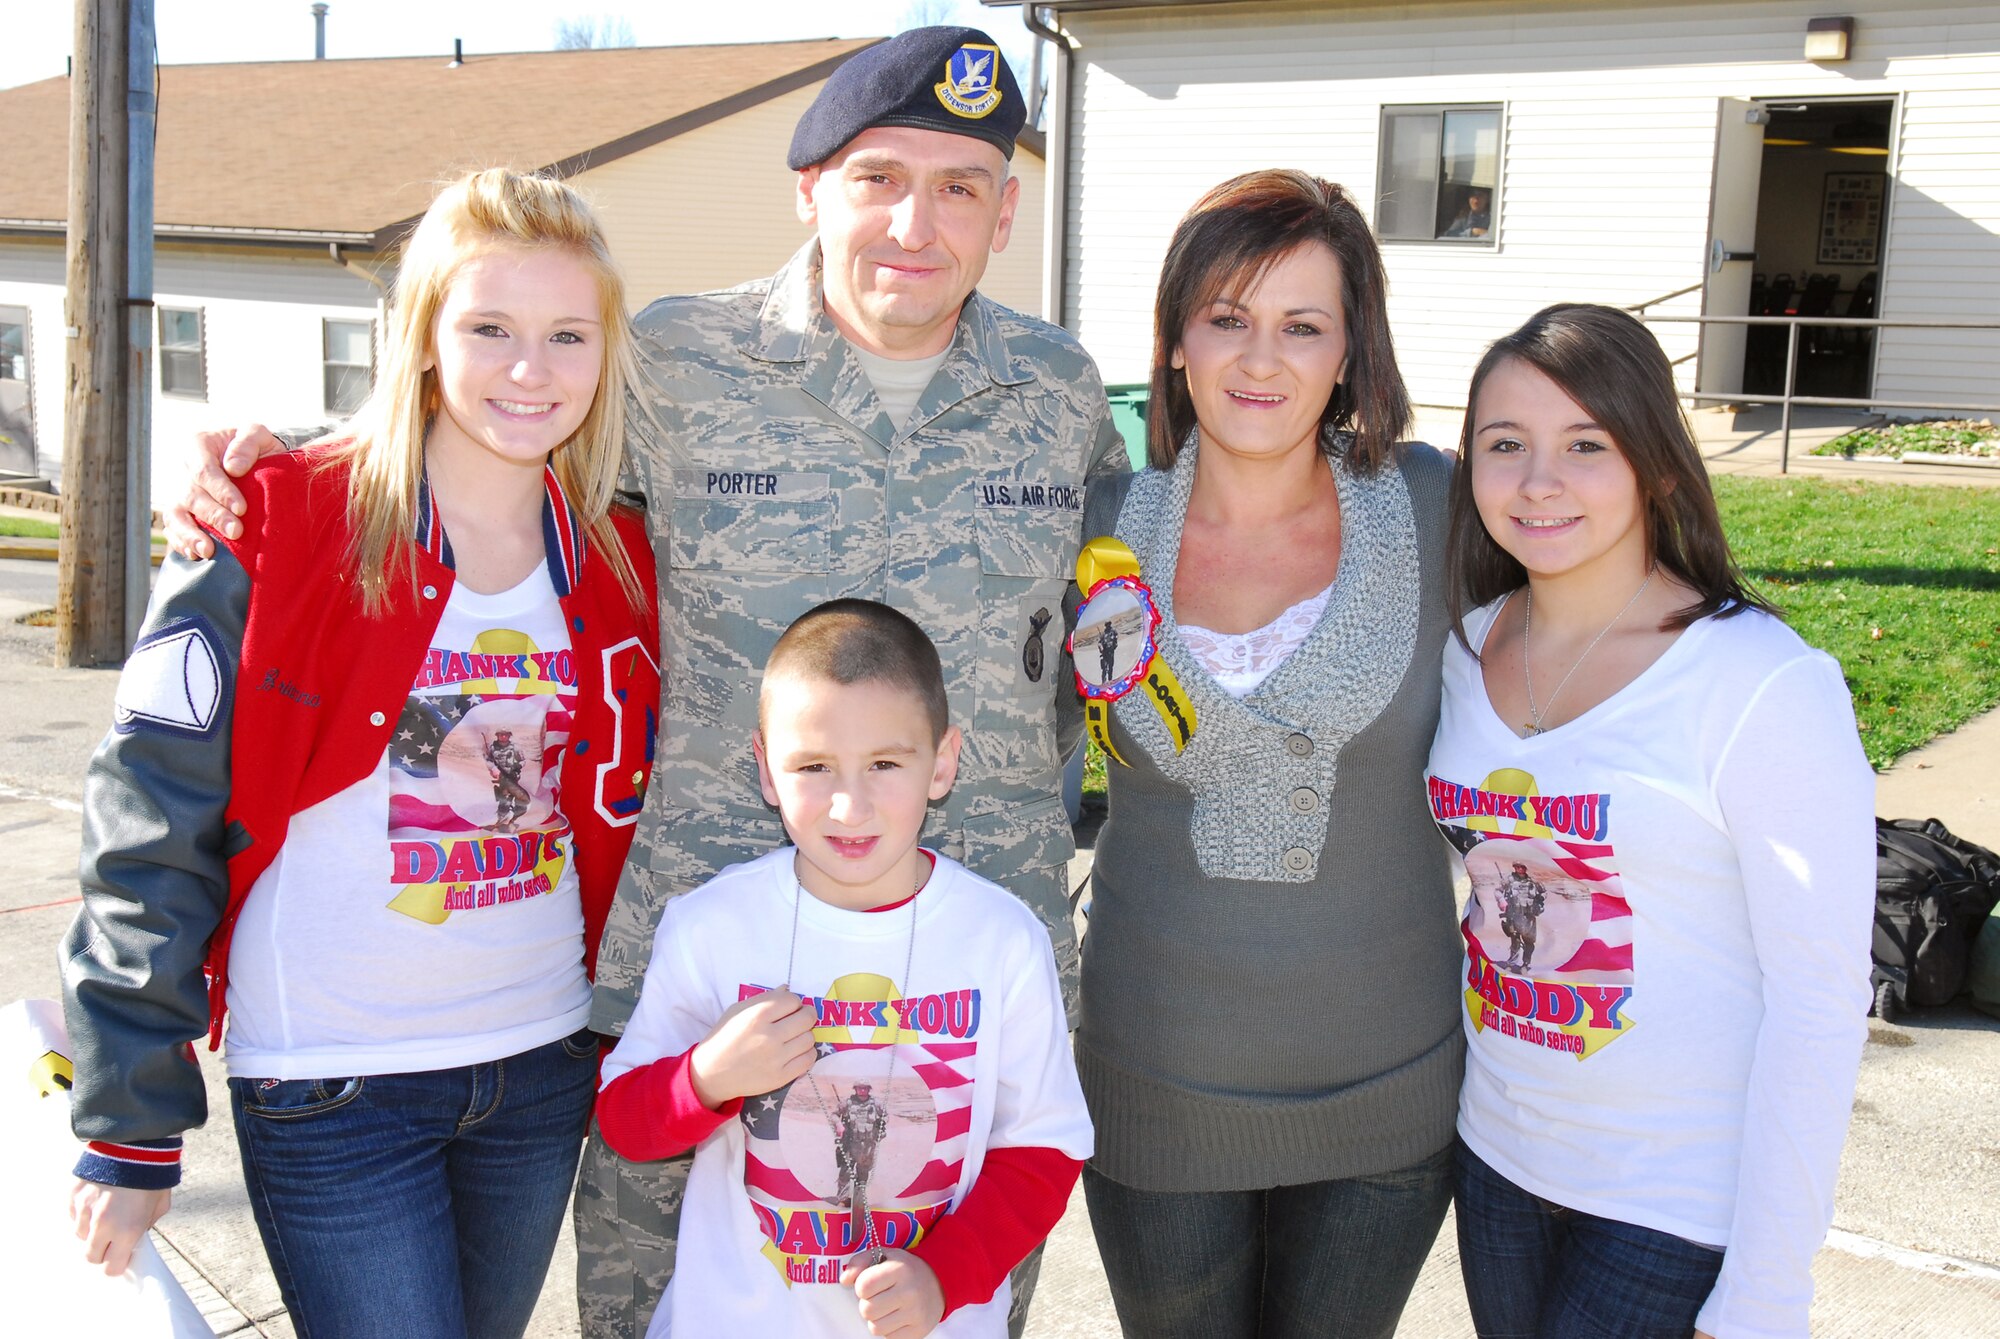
[59, 0, 132, 666]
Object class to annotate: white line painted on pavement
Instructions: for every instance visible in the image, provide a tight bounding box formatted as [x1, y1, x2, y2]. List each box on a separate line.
[0, 781, 82, 813]
[1824, 1228, 2000, 1282]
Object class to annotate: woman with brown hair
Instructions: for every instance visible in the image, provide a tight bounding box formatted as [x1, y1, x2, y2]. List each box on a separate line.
[1066, 169, 1461, 1337]
[1429, 304, 1872, 1339]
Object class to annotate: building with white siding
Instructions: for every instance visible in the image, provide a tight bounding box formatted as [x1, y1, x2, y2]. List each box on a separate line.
[988, 0, 1999, 422]
[0, 39, 1049, 493]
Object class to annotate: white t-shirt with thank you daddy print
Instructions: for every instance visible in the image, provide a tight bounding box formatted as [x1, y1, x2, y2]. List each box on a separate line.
[606, 848, 1093, 1338]
[1426, 596, 1874, 1339]
[225, 565, 593, 1079]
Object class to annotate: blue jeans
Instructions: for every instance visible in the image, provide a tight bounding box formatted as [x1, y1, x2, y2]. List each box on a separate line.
[1082, 1145, 1453, 1339]
[1454, 1139, 1724, 1339]
[228, 1028, 599, 1339]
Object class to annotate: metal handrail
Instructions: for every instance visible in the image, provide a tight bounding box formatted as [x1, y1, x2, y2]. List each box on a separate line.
[1632, 312, 2000, 472]
[1625, 282, 1704, 315]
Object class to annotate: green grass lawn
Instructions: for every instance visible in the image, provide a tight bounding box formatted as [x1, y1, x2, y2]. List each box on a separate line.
[0, 515, 169, 545]
[1080, 476, 2000, 792]
[1715, 476, 2000, 768]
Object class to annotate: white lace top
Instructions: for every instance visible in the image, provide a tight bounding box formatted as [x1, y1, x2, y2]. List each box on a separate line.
[1180, 580, 1336, 698]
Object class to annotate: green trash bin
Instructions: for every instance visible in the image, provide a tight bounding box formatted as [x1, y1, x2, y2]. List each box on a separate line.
[1105, 384, 1151, 472]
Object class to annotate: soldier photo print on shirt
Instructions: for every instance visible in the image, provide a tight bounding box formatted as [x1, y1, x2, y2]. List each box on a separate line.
[1426, 767, 1635, 1061]
[736, 971, 981, 1287]
[386, 613, 579, 925]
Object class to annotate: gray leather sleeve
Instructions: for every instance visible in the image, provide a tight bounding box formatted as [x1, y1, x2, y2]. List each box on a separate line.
[61, 547, 248, 1145]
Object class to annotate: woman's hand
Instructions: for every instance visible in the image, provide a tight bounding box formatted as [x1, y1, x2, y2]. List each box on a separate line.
[70, 1179, 171, 1276]
[842, 1249, 945, 1338]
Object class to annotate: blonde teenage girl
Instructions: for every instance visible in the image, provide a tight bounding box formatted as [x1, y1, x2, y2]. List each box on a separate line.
[62, 169, 659, 1339]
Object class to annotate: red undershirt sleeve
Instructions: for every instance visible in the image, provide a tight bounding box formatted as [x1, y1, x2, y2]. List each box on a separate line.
[595, 1044, 741, 1161]
[906, 1145, 1083, 1318]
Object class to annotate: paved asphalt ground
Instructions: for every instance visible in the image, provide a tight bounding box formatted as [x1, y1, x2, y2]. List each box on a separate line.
[3, 413, 1998, 1336]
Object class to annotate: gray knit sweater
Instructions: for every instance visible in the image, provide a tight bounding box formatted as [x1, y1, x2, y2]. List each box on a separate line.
[1073, 435, 1463, 1192]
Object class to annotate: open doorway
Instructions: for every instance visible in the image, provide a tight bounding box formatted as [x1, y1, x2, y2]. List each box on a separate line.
[1743, 99, 1893, 398]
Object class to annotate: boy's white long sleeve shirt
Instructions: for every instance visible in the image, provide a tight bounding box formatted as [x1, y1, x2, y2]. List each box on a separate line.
[602, 848, 1093, 1338]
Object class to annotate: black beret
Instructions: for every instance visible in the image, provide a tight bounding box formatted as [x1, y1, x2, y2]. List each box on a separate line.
[788, 26, 1025, 171]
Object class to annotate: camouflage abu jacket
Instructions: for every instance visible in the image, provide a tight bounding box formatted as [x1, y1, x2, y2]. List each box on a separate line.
[590, 240, 1130, 1032]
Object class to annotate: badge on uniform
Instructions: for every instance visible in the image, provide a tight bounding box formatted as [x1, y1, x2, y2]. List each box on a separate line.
[1023, 607, 1052, 683]
[1067, 537, 1198, 765]
[935, 43, 1003, 120]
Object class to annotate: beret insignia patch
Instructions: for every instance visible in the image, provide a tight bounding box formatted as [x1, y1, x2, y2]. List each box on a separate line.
[935, 43, 1003, 119]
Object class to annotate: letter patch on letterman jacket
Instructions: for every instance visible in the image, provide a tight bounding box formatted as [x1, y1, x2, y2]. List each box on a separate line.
[115, 617, 226, 737]
[593, 636, 661, 827]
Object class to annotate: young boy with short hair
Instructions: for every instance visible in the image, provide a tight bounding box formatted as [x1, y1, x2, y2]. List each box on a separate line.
[597, 599, 1092, 1338]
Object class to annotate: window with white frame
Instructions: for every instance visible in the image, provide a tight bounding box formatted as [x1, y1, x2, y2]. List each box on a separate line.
[323, 318, 373, 416]
[1376, 105, 1502, 244]
[159, 307, 207, 398]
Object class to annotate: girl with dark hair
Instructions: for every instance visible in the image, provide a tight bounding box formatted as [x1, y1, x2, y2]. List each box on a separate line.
[1428, 303, 1873, 1338]
[1069, 169, 1460, 1337]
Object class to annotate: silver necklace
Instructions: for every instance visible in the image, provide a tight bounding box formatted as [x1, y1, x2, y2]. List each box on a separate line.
[1522, 569, 1654, 737]
[782, 868, 921, 1267]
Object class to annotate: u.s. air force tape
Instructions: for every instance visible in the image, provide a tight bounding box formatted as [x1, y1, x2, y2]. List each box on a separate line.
[1068, 537, 1198, 761]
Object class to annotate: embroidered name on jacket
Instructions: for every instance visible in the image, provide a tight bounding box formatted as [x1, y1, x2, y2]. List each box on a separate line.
[673, 469, 831, 499]
[974, 481, 1082, 511]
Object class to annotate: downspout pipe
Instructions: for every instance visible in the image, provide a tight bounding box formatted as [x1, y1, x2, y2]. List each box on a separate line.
[328, 241, 387, 293]
[1022, 6, 1073, 328]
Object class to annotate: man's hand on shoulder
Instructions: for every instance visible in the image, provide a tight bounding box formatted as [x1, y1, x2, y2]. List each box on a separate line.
[163, 424, 287, 559]
[842, 1250, 945, 1339]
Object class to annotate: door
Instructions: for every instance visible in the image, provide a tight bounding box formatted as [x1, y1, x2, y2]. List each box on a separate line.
[0, 306, 34, 476]
[1698, 99, 1767, 396]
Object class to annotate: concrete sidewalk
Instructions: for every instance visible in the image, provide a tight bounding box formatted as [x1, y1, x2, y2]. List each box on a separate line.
[5, 570, 2000, 1336]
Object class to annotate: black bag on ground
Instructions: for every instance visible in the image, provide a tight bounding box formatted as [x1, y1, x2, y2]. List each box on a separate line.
[1870, 817, 2000, 1021]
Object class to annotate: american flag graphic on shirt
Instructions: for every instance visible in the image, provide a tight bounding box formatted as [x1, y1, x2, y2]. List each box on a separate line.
[1427, 768, 1637, 1061]
[383, 631, 579, 925]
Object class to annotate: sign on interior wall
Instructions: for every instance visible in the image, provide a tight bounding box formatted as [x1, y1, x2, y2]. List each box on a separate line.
[1818, 172, 1885, 266]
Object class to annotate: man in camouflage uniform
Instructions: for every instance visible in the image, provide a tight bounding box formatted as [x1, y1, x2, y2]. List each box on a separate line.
[164, 25, 1125, 1338]
[484, 729, 529, 832]
[832, 1082, 890, 1209]
[575, 26, 1128, 1338]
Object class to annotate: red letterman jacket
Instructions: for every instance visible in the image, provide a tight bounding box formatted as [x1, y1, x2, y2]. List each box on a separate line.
[61, 449, 659, 1189]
